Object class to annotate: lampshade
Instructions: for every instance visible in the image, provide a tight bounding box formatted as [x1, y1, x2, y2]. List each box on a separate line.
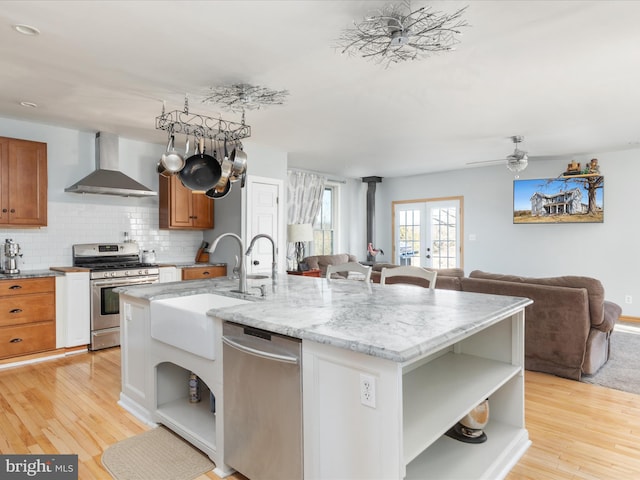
[287, 223, 313, 243]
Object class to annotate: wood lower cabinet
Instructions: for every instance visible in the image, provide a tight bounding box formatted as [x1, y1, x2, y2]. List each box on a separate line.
[181, 265, 227, 281]
[0, 136, 48, 227]
[0, 277, 55, 359]
[159, 175, 214, 230]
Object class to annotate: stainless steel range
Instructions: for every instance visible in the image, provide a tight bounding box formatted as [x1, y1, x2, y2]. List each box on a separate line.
[73, 243, 159, 350]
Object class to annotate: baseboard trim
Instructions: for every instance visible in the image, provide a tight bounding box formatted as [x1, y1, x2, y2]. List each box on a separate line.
[620, 315, 640, 323]
[0, 345, 89, 370]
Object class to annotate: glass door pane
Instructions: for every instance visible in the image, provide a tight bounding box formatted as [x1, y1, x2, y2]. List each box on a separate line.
[428, 200, 459, 269]
[394, 198, 461, 269]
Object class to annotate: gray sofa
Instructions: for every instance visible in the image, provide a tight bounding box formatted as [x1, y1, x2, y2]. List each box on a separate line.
[302, 254, 358, 277]
[461, 271, 621, 380]
[371, 264, 621, 380]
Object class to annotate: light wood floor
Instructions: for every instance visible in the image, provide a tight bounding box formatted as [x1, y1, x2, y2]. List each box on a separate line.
[1, 349, 639, 480]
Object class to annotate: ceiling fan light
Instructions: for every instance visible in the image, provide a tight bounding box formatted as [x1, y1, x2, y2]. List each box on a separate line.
[507, 158, 528, 173]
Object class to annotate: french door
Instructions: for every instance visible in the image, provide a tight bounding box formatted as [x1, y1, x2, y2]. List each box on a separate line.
[392, 197, 462, 269]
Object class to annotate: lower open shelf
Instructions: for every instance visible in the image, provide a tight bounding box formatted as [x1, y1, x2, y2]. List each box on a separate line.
[403, 352, 521, 464]
[156, 397, 216, 445]
[405, 421, 530, 480]
[155, 362, 217, 457]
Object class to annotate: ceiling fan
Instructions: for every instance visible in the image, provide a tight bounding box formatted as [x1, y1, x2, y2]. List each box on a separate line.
[466, 135, 529, 176]
[506, 135, 528, 174]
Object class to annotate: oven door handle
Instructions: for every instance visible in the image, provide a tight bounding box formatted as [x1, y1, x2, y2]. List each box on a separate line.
[92, 276, 159, 288]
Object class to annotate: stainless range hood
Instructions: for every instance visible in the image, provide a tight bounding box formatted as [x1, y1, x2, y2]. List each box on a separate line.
[65, 132, 157, 197]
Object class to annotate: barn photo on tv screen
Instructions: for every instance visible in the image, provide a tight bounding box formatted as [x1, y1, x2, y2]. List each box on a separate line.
[513, 176, 604, 224]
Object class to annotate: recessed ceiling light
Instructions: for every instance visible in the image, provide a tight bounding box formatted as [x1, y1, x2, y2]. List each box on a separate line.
[12, 24, 40, 36]
[20, 101, 38, 108]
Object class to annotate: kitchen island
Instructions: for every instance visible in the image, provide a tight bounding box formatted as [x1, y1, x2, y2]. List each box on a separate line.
[118, 274, 532, 480]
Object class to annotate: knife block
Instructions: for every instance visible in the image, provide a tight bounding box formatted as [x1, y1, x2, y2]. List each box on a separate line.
[195, 251, 209, 263]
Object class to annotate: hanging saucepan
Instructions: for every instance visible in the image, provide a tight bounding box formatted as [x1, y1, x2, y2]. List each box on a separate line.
[212, 138, 233, 192]
[179, 136, 221, 191]
[228, 141, 247, 183]
[160, 135, 185, 174]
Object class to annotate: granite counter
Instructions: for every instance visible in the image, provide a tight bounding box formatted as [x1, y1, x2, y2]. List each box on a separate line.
[117, 273, 531, 363]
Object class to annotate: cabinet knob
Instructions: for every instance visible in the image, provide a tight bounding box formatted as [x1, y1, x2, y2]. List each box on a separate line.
[1, 208, 6, 213]
[9, 338, 23, 343]
[9, 209, 15, 213]
[203, 271, 210, 276]
[8, 285, 22, 290]
[9, 308, 22, 314]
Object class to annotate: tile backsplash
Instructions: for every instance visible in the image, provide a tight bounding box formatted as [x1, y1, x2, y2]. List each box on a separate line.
[0, 201, 204, 270]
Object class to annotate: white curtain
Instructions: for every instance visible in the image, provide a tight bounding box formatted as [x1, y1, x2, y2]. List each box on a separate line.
[287, 170, 326, 264]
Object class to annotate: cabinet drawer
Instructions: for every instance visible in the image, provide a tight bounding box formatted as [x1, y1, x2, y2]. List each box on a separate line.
[0, 321, 55, 359]
[182, 266, 227, 280]
[0, 277, 55, 297]
[0, 293, 55, 327]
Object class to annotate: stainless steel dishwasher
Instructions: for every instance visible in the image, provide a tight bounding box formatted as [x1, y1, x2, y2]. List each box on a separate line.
[222, 321, 303, 480]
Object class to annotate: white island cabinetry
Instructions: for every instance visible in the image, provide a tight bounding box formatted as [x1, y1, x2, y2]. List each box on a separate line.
[117, 275, 531, 480]
[302, 309, 528, 480]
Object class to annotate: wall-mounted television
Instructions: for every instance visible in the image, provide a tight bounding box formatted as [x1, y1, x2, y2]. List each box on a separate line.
[513, 176, 604, 224]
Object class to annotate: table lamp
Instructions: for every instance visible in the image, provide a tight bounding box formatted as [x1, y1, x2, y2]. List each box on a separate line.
[287, 223, 313, 271]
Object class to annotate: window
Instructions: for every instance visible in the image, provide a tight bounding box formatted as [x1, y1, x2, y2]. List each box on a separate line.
[313, 186, 336, 255]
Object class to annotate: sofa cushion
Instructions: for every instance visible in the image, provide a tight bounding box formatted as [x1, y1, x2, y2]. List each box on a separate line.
[469, 270, 606, 327]
[302, 254, 357, 277]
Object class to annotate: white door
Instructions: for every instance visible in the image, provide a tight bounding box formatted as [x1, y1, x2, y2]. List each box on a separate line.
[244, 176, 284, 275]
[394, 198, 462, 269]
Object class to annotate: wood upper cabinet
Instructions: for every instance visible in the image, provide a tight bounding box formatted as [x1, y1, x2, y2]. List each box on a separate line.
[0, 137, 48, 227]
[159, 175, 214, 230]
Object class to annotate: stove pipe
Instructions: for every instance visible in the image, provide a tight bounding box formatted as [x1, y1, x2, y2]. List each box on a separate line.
[362, 176, 383, 263]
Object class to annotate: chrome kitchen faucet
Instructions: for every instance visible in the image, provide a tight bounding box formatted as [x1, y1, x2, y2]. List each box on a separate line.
[208, 233, 247, 294]
[246, 234, 277, 284]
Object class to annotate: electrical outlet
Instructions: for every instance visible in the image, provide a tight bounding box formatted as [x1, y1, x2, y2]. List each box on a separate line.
[360, 373, 376, 408]
[625, 295, 633, 304]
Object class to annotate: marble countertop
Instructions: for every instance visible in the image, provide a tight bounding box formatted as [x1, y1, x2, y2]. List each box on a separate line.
[117, 274, 531, 363]
[0, 269, 63, 279]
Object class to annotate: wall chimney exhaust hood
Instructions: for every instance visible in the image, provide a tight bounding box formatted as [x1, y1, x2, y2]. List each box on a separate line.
[65, 132, 157, 197]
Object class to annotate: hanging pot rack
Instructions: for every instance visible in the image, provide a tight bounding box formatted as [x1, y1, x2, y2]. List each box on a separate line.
[154, 96, 250, 198]
[155, 96, 251, 142]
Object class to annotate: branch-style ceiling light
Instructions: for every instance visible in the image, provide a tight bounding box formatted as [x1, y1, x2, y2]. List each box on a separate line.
[337, 1, 469, 67]
[203, 83, 289, 113]
[506, 135, 528, 177]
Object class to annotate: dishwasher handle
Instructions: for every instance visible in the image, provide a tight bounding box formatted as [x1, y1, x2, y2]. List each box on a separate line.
[222, 335, 299, 365]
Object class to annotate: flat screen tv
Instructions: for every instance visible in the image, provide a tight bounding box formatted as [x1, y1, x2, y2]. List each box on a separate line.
[513, 176, 604, 224]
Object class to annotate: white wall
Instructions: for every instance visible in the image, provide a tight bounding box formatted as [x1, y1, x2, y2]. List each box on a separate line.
[377, 150, 640, 316]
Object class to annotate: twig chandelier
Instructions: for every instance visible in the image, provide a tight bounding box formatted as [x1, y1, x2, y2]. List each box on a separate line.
[337, 1, 469, 67]
[203, 83, 289, 113]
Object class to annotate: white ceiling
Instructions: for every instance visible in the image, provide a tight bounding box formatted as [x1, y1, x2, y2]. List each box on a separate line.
[2, 0, 640, 179]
